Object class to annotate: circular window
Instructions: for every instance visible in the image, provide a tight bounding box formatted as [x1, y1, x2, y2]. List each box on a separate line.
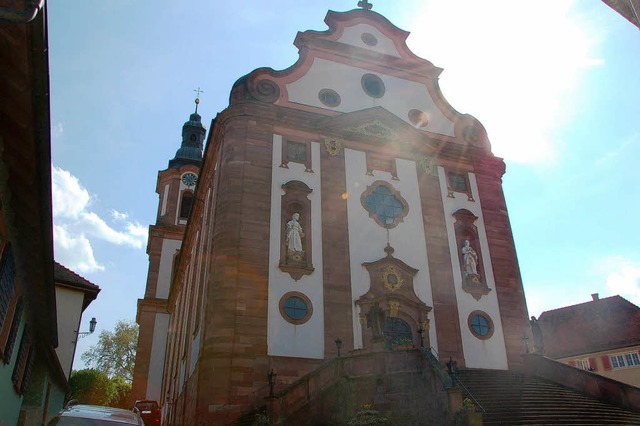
[361, 33, 378, 46]
[408, 109, 429, 128]
[318, 88, 341, 108]
[468, 311, 494, 340]
[279, 292, 313, 325]
[361, 74, 385, 98]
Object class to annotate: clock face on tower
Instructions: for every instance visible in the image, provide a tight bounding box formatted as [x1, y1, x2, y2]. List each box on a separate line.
[182, 173, 198, 187]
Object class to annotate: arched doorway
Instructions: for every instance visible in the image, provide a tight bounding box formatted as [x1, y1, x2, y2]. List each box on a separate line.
[383, 317, 413, 349]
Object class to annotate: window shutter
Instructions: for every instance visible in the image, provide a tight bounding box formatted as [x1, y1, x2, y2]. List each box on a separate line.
[588, 357, 597, 371]
[601, 355, 612, 370]
[3, 297, 22, 364]
[568, 360, 576, 367]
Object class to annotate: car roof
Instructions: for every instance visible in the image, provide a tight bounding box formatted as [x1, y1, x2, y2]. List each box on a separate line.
[57, 404, 142, 424]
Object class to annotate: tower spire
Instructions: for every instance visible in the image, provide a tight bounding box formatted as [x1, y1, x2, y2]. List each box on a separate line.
[168, 97, 206, 169]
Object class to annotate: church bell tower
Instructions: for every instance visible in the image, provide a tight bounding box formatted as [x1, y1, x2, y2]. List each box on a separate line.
[131, 98, 205, 403]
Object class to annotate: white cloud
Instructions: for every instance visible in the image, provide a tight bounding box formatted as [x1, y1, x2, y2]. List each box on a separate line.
[52, 122, 64, 139]
[52, 167, 91, 219]
[111, 209, 128, 221]
[407, 0, 602, 164]
[596, 256, 640, 307]
[52, 166, 148, 273]
[53, 225, 104, 273]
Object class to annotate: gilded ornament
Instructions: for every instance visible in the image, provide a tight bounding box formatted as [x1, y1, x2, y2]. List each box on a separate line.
[322, 137, 344, 157]
[382, 266, 403, 291]
[417, 155, 438, 176]
[388, 301, 400, 317]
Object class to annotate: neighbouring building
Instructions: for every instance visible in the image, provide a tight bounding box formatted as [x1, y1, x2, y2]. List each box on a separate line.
[133, 4, 532, 424]
[54, 262, 100, 380]
[602, 0, 640, 29]
[537, 294, 640, 388]
[0, 2, 100, 424]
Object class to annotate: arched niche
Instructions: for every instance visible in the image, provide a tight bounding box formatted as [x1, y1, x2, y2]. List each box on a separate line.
[279, 180, 314, 280]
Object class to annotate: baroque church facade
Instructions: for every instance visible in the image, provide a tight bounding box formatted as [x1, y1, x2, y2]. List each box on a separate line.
[132, 4, 529, 424]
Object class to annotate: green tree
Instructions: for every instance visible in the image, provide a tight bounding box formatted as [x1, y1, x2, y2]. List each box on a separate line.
[81, 319, 139, 382]
[69, 369, 115, 406]
[110, 377, 132, 409]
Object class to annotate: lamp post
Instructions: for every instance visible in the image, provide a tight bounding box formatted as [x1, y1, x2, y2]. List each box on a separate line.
[417, 326, 424, 348]
[74, 317, 97, 342]
[268, 369, 277, 397]
[334, 338, 342, 357]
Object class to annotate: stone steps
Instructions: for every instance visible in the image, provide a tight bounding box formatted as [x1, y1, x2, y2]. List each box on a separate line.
[457, 368, 640, 425]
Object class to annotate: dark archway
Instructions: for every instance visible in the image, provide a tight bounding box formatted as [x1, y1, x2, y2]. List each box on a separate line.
[383, 317, 413, 349]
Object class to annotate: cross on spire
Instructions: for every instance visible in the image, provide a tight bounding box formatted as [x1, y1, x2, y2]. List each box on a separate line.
[357, 0, 373, 10]
[193, 87, 204, 113]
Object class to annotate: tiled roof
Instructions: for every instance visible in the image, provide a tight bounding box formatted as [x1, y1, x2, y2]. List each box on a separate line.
[54, 261, 100, 293]
[538, 295, 640, 358]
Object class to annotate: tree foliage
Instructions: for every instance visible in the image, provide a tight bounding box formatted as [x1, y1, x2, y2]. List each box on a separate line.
[81, 319, 139, 383]
[110, 377, 133, 409]
[69, 369, 115, 406]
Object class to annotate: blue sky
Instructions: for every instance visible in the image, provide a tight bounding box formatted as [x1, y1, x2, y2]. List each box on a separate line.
[46, 1, 640, 368]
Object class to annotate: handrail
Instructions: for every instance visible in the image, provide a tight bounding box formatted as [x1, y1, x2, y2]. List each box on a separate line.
[420, 347, 485, 414]
[451, 374, 486, 414]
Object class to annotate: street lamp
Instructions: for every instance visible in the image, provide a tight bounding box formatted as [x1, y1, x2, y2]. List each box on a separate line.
[334, 338, 342, 357]
[76, 317, 97, 339]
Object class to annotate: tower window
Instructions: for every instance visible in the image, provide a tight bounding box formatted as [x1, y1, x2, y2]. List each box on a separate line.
[190, 134, 197, 141]
[179, 191, 194, 220]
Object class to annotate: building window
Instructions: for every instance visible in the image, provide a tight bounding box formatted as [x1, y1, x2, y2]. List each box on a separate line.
[448, 172, 469, 192]
[3, 297, 22, 364]
[576, 359, 591, 370]
[179, 191, 194, 220]
[361, 182, 408, 229]
[287, 141, 307, 163]
[0, 244, 16, 333]
[12, 324, 33, 394]
[383, 317, 413, 350]
[318, 89, 341, 108]
[279, 292, 313, 325]
[361, 32, 378, 46]
[468, 311, 494, 340]
[610, 352, 640, 369]
[361, 74, 385, 98]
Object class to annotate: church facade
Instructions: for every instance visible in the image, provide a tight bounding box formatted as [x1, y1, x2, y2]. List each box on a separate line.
[133, 5, 529, 424]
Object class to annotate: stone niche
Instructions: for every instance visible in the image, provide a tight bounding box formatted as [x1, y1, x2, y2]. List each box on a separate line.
[453, 209, 491, 301]
[279, 180, 314, 280]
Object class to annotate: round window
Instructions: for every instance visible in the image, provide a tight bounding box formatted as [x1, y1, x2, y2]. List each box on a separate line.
[408, 109, 429, 128]
[361, 74, 385, 98]
[361, 32, 378, 46]
[279, 292, 313, 325]
[468, 311, 494, 340]
[318, 88, 341, 108]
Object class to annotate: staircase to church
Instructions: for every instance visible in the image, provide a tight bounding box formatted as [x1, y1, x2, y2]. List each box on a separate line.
[456, 368, 640, 425]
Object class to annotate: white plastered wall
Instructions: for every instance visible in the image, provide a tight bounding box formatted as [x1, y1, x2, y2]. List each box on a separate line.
[285, 58, 454, 137]
[345, 149, 438, 352]
[156, 239, 182, 299]
[146, 312, 170, 401]
[54, 287, 85, 379]
[336, 23, 401, 57]
[268, 134, 324, 359]
[438, 166, 508, 369]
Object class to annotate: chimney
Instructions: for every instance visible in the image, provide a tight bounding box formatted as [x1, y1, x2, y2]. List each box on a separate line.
[591, 293, 599, 301]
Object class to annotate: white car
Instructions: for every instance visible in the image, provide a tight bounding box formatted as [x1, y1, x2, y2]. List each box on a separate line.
[48, 404, 145, 425]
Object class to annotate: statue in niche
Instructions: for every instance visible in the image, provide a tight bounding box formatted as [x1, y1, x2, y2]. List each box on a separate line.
[285, 212, 304, 260]
[461, 240, 478, 276]
[366, 303, 386, 341]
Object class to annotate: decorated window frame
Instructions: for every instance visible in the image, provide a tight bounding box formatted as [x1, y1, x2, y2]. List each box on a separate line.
[360, 181, 408, 229]
[446, 170, 474, 201]
[281, 139, 313, 172]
